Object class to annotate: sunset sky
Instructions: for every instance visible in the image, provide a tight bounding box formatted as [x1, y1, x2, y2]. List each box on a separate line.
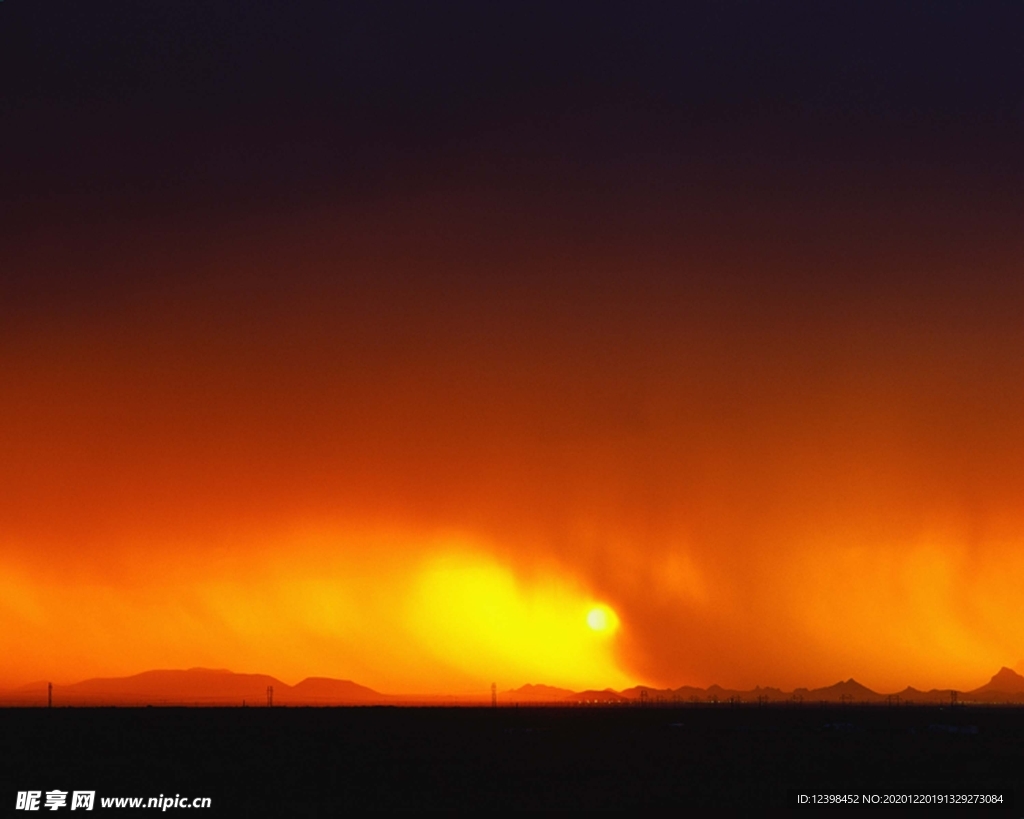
[2, 2, 1024, 695]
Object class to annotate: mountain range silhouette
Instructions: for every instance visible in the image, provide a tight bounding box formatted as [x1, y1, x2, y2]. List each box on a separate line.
[4, 667, 1024, 706]
[1, 668, 380, 706]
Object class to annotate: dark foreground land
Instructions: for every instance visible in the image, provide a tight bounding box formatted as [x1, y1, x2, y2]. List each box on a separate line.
[2, 705, 1022, 813]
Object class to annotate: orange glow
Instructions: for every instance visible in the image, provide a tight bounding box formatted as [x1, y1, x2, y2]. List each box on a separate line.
[3, 201, 1024, 696]
[409, 552, 629, 691]
[0, 527, 632, 694]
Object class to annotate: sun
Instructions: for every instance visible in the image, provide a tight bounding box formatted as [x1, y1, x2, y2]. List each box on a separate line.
[408, 552, 633, 690]
[587, 605, 618, 632]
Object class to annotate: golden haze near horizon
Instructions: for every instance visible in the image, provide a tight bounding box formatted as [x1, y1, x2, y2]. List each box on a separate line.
[3, 197, 1024, 697]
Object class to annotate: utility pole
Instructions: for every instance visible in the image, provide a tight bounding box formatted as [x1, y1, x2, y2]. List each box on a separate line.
[47, 683, 52, 709]
[267, 686, 274, 707]
[491, 683, 497, 708]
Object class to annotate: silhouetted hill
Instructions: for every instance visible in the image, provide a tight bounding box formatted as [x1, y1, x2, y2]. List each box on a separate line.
[893, 686, 949, 704]
[61, 668, 287, 705]
[806, 678, 885, 703]
[503, 683, 575, 702]
[965, 667, 1024, 702]
[1, 681, 51, 706]
[284, 677, 384, 704]
[620, 685, 676, 701]
[0, 669, 385, 706]
[972, 667, 1024, 694]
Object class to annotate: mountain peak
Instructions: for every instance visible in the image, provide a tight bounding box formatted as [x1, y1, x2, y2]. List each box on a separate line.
[981, 666, 1024, 692]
